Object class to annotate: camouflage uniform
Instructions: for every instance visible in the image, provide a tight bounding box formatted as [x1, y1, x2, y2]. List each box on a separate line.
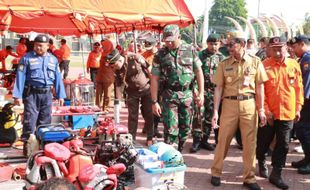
[191, 49, 225, 149]
[152, 42, 202, 147]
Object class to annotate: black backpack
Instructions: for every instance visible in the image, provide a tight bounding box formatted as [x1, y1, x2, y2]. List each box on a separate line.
[0, 103, 19, 145]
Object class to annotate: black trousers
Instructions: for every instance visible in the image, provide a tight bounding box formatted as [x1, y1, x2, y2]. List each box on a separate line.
[59, 60, 70, 79]
[90, 68, 98, 86]
[256, 120, 294, 168]
[295, 100, 310, 159]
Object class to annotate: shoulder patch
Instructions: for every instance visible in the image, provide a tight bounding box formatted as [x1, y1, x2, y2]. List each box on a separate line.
[19, 64, 24, 71]
[304, 62, 309, 71]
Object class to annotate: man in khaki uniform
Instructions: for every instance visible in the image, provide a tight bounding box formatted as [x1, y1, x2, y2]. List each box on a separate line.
[210, 33, 268, 190]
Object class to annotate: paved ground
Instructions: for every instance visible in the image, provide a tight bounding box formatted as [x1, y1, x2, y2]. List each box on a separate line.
[1, 67, 309, 189]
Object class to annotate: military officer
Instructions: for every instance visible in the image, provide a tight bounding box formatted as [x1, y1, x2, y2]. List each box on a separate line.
[190, 34, 225, 153]
[151, 24, 204, 152]
[210, 32, 268, 190]
[13, 34, 66, 155]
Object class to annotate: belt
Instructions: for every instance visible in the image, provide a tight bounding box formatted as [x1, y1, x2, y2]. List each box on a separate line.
[169, 85, 192, 92]
[224, 94, 255, 101]
[28, 86, 52, 94]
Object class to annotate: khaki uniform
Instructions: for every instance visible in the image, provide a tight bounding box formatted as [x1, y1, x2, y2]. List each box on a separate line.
[211, 53, 268, 183]
[115, 53, 153, 140]
[96, 61, 115, 112]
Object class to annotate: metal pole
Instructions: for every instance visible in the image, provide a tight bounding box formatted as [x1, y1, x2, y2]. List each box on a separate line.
[132, 27, 137, 53]
[79, 38, 86, 76]
[258, 0, 261, 18]
[202, 0, 209, 48]
[193, 24, 197, 47]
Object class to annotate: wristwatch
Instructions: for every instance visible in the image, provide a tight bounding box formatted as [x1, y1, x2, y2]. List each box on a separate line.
[151, 100, 157, 104]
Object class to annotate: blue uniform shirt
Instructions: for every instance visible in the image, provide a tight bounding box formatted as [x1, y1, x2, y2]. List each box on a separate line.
[300, 51, 310, 99]
[13, 51, 66, 99]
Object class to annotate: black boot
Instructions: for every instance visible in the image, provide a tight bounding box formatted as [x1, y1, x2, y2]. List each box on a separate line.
[269, 167, 289, 189]
[178, 140, 186, 153]
[292, 157, 309, 168]
[190, 136, 201, 153]
[23, 141, 28, 157]
[298, 163, 310, 174]
[258, 160, 268, 178]
[200, 128, 215, 151]
[200, 134, 215, 151]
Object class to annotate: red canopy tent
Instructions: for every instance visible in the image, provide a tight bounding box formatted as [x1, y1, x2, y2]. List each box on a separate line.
[0, 0, 195, 36]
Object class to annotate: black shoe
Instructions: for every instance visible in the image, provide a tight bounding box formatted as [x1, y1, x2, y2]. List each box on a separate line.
[153, 131, 163, 138]
[201, 142, 215, 151]
[190, 143, 200, 153]
[269, 170, 289, 190]
[243, 182, 261, 190]
[190, 137, 201, 153]
[292, 158, 308, 168]
[23, 141, 27, 157]
[142, 128, 146, 134]
[258, 160, 268, 178]
[178, 140, 185, 153]
[211, 176, 221, 186]
[298, 163, 310, 174]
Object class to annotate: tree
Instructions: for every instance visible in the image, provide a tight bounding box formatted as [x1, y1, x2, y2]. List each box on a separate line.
[303, 13, 310, 36]
[180, 15, 204, 46]
[209, 0, 247, 34]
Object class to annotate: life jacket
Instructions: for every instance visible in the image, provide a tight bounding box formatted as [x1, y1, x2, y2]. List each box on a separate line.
[0, 103, 19, 145]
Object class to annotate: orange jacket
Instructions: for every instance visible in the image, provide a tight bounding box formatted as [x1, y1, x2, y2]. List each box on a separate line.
[16, 43, 27, 57]
[87, 51, 101, 69]
[263, 57, 304, 120]
[0, 49, 18, 70]
[59, 44, 71, 61]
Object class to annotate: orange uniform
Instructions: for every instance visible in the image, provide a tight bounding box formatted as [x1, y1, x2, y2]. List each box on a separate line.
[59, 44, 71, 61]
[263, 57, 304, 120]
[49, 44, 57, 53]
[87, 51, 101, 69]
[142, 50, 156, 65]
[0, 49, 17, 70]
[16, 43, 27, 57]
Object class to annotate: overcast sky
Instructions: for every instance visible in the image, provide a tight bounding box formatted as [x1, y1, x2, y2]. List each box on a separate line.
[185, 0, 309, 25]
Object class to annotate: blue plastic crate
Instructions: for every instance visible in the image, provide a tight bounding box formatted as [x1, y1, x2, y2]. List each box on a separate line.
[71, 115, 94, 129]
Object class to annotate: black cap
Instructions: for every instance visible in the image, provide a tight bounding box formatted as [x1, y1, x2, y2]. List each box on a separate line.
[207, 34, 221, 43]
[106, 49, 121, 64]
[291, 35, 310, 44]
[93, 42, 100, 47]
[34, 34, 49, 43]
[269, 36, 286, 47]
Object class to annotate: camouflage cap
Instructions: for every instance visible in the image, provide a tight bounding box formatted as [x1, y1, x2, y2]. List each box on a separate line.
[162, 24, 180, 42]
[106, 49, 121, 65]
[144, 36, 157, 50]
[207, 34, 221, 43]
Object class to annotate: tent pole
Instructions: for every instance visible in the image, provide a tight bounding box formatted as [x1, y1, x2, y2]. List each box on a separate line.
[79, 38, 86, 77]
[193, 24, 197, 47]
[89, 35, 93, 51]
[132, 27, 137, 53]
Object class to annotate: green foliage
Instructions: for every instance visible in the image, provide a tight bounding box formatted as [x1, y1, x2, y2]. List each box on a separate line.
[303, 13, 310, 36]
[180, 16, 204, 46]
[209, 0, 248, 34]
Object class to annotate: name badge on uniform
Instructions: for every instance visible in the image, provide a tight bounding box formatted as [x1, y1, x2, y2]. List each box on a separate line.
[29, 58, 39, 65]
[243, 75, 251, 86]
[226, 77, 232, 83]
